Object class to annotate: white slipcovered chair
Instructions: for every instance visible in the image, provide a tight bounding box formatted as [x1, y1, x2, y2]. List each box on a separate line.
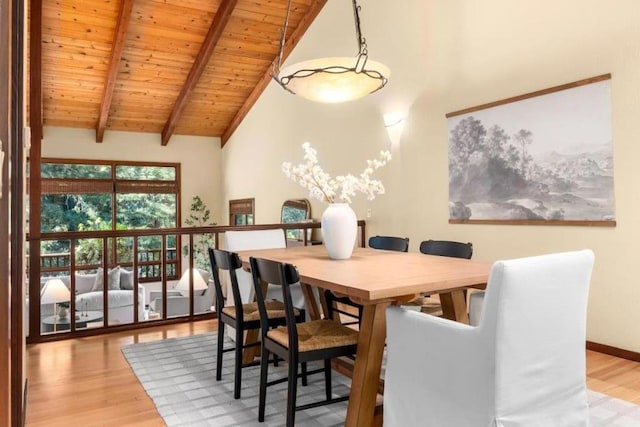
[223, 229, 309, 338]
[384, 250, 595, 427]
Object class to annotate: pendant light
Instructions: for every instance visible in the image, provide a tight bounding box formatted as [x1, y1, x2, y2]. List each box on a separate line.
[272, 0, 390, 103]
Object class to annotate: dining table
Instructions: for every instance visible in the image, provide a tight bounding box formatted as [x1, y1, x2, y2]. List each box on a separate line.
[238, 245, 491, 427]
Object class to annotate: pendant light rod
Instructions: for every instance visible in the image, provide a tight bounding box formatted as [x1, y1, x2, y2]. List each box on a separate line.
[352, 0, 365, 55]
[275, 0, 368, 74]
[272, 0, 389, 103]
[276, 0, 294, 72]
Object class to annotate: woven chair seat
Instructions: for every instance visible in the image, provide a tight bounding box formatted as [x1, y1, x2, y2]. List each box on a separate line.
[268, 319, 358, 352]
[222, 300, 300, 322]
[403, 295, 443, 316]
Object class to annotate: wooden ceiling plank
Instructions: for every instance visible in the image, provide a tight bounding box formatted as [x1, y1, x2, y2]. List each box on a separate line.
[146, 0, 220, 13]
[161, 0, 239, 146]
[42, 0, 121, 17]
[40, 0, 328, 139]
[96, 0, 135, 143]
[221, 0, 327, 146]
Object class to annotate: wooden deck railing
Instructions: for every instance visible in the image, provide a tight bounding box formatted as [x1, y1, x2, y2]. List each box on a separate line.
[27, 221, 367, 343]
[40, 248, 179, 282]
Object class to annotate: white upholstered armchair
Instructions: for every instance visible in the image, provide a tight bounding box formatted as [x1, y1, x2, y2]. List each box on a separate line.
[222, 229, 311, 341]
[224, 229, 307, 308]
[384, 250, 595, 427]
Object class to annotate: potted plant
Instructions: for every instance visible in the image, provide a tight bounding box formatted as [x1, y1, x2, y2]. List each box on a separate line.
[183, 196, 216, 271]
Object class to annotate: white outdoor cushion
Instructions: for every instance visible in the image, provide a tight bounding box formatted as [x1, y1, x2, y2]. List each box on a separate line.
[74, 273, 96, 294]
[91, 266, 122, 291]
[384, 250, 594, 427]
[77, 289, 134, 311]
[119, 269, 134, 290]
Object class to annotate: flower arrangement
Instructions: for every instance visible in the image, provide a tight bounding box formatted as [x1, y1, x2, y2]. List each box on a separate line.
[282, 142, 392, 203]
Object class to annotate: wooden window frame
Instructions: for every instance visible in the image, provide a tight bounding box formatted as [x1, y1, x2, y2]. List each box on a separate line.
[40, 158, 181, 231]
[229, 198, 255, 226]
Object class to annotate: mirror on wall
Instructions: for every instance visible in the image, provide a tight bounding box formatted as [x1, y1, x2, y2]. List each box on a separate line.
[281, 199, 311, 243]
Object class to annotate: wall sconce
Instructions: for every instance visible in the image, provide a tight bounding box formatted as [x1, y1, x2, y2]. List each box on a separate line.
[384, 112, 407, 146]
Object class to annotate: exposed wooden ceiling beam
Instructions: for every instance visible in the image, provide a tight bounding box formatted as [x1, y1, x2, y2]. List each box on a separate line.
[161, 0, 238, 146]
[96, 0, 134, 143]
[220, 0, 328, 147]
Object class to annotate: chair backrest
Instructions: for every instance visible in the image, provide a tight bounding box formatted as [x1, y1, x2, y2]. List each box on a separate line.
[208, 248, 244, 318]
[368, 235, 409, 252]
[419, 240, 473, 259]
[224, 229, 286, 251]
[250, 257, 301, 347]
[223, 229, 286, 303]
[481, 249, 594, 421]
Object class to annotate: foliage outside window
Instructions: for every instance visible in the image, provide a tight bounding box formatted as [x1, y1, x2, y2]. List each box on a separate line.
[40, 159, 180, 274]
[183, 196, 216, 271]
[41, 161, 178, 232]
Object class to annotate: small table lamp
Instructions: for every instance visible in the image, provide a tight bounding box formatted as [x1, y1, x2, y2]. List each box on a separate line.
[175, 268, 208, 297]
[41, 278, 71, 332]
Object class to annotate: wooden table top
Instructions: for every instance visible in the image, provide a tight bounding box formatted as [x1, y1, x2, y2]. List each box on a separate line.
[238, 245, 491, 302]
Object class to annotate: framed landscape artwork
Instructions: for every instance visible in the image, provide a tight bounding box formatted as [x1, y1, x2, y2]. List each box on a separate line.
[447, 74, 615, 226]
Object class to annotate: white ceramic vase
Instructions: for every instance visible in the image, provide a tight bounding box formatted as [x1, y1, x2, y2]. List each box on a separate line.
[321, 203, 357, 260]
[57, 305, 68, 319]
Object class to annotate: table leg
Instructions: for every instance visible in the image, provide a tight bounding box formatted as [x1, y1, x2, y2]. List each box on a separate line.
[300, 282, 322, 320]
[241, 279, 269, 365]
[440, 289, 469, 324]
[345, 301, 389, 427]
[241, 329, 260, 365]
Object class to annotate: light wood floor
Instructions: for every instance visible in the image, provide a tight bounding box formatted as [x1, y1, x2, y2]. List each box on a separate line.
[25, 319, 640, 426]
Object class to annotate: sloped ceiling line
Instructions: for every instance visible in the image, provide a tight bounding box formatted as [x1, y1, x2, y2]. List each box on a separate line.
[38, 0, 327, 146]
[161, 0, 239, 146]
[96, 0, 135, 143]
[220, 0, 328, 147]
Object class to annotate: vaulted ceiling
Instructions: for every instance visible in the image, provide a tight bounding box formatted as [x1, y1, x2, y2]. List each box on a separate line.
[35, 0, 327, 146]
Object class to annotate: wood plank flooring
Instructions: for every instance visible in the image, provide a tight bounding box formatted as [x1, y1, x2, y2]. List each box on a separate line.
[25, 319, 640, 426]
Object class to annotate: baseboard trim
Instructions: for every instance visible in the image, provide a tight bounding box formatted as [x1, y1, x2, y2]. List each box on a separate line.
[587, 341, 640, 363]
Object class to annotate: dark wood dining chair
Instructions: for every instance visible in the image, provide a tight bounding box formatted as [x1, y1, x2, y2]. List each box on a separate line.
[417, 239, 473, 314]
[328, 235, 410, 326]
[419, 239, 473, 259]
[208, 248, 305, 399]
[250, 256, 358, 427]
[368, 235, 410, 252]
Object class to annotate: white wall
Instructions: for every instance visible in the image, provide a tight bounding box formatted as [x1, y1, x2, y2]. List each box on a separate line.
[42, 127, 223, 225]
[223, 0, 640, 352]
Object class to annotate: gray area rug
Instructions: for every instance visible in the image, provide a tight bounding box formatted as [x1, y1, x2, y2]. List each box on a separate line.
[122, 333, 640, 427]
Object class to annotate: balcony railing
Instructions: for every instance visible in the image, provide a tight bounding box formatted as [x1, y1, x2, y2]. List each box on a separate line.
[27, 221, 367, 343]
[40, 248, 179, 282]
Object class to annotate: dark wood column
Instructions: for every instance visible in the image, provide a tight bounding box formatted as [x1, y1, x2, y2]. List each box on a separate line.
[28, 0, 42, 342]
[10, 0, 25, 424]
[0, 0, 12, 421]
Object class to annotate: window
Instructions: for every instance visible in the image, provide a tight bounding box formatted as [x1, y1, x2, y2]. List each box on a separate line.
[41, 159, 180, 232]
[40, 160, 181, 284]
[229, 198, 254, 226]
